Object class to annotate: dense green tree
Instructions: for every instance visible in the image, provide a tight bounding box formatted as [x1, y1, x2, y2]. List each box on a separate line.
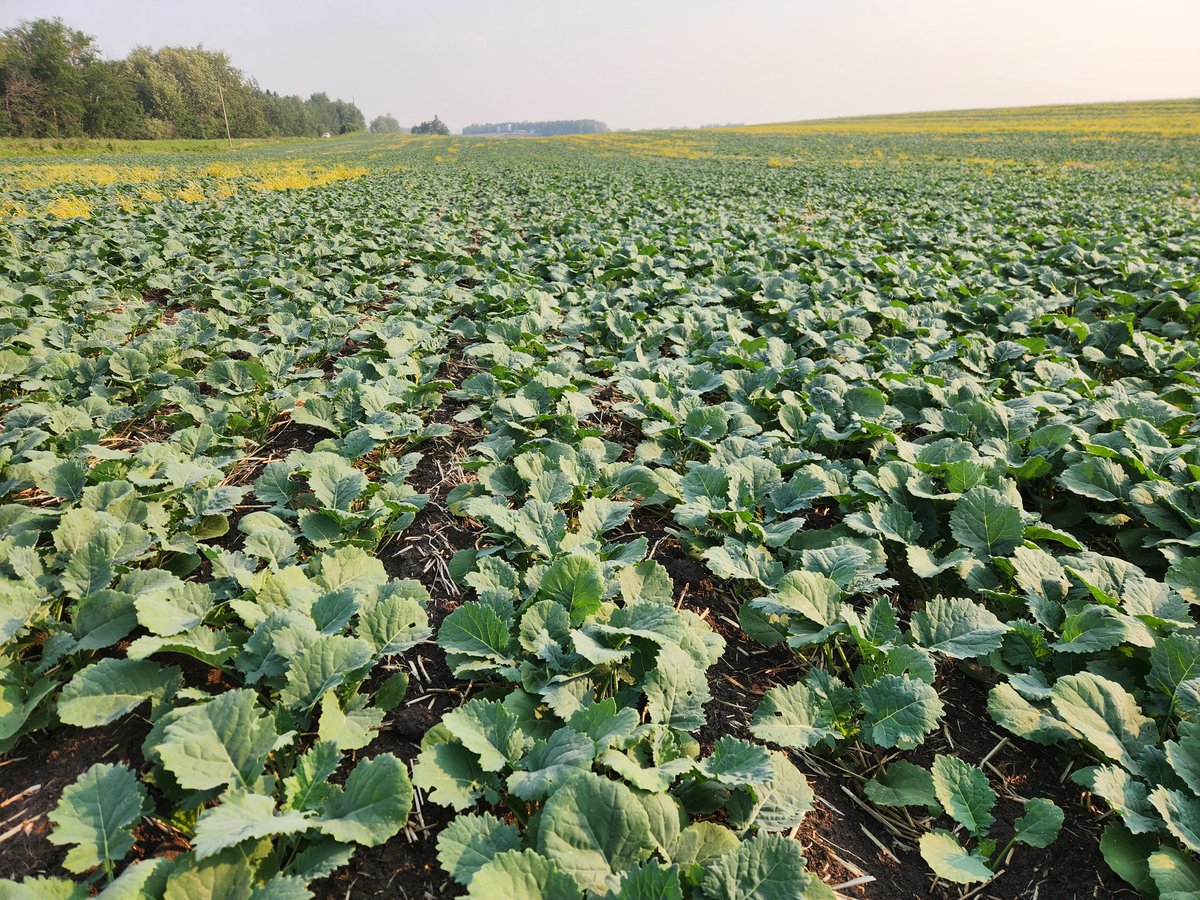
[0, 18, 95, 136]
[369, 113, 402, 134]
[125, 45, 266, 139]
[0, 17, 364, 139]
[81, 61, 145, 138]
[261, 91, 312, 137]
[412, 115, 449, 136]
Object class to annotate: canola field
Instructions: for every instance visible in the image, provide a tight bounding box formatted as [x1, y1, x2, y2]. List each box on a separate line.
[1, 100, 1199, 899]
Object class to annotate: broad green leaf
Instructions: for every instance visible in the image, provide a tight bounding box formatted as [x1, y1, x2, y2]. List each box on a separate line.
[192, 790, 311, 859]
[311, 546, 388, 594]
[931, 754, 995, 837]
[761, 571, 842, 624]
[1060, 457, 1130, 503]
[283, 741, 340, 812]
[439, 603, 514, 662]
[0, 583, 41, 644]
[1049, 673, 1155, 771]
[702, 539, 783, 587]
[949, 486, 1023, 557]
[643, 642, 710, 732]
[38, 459, 88, 503]
[1099, 821, 1157, 895]
[537, 772, 655, 893]
[72, 590, 137, 650]
[859, 674, 944, 750]
[864, 760, 938, 810]
[443, 698, 530, 773]
[1166, 721, 1200, 795]
[911, 595, 1007, 659]
[1148, 634, 1200, 708]
[159, 689, 279, 791]
[606, 860, 683, 899]
[97, 858, 171, 898]
[749, 676, 850, 749]
[58, 658, 180, 728]
[0, 876, 87, 899]
[280, 635, 373, 711]
[47, 763, 145, 875]
[316, 691, 384, 751]
[289, 839, 354, 882]
[134, 581, 213, 637]
[1148, 845, 1200, 900]
[507, 727, 594, 801]
[1012, 797, 1063, 848]
[700, 832, 810, 900]
[1149, 786, 1200, 853]
[309, 457, 367, 511]
[358, 593, 430, 656]
[699, 736, 774, 787]
[1091, 764, 1159, 835]
[317, 753, 412, 846]
[436, 812, 522, 886]
[60, 534, 117, 599]
[726, 750, 814, 834]
[162, 845, 261, 900]
[539, 554, 604, 623]
[465, 849, 582, 899]
[412, 725, 495, 811]
[918, 830, 992, 884]
[670, 822, 739, 868]
[987, 683, 1080, 745]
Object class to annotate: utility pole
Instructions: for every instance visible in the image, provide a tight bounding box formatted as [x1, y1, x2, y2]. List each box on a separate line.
[218, 82, 233, 149]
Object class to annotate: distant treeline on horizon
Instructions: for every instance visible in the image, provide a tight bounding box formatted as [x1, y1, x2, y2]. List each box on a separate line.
[461, 119, 609, 136]
[0, 17, 365, 139]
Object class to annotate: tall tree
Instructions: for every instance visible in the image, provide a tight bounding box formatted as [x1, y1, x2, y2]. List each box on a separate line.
[1, 18, 95, 136]
[369, 113, 402, 134]
[81, 60, 145, 138]
[412, 115, 449, 136]
[0, 18, 366, 139]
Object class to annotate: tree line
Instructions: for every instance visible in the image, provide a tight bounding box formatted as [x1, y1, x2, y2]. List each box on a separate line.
[0, 18, 365, 139]
[369, 114, 450, 136]
[462, 119, 608, 136]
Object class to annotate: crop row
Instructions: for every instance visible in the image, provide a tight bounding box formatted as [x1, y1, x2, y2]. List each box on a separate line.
[0, 130, 1198, 898]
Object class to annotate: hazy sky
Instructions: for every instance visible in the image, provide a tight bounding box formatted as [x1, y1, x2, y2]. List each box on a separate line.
[5, 0, 1199, 131]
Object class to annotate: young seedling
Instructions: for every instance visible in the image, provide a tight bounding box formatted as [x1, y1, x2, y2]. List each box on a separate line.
[865, 753, 1064, 885]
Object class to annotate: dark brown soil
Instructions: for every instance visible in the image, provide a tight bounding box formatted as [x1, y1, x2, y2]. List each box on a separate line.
[0, 716, 159, 881]
[310, 636, 461, 899]
[312, 352, 480, 899]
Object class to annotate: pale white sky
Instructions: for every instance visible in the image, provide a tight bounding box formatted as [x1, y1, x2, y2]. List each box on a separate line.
[4, 0, 1198, 131]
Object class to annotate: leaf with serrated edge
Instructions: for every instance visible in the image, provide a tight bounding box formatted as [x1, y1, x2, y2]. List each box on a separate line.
[465, 849, 582, 899]
[950, 486, 1023, 557]
[159, 689, 279, 792]
[537, 772, 654, 893]
[317, 753, 411, 846]
[436, 812, 522, 886]
[911, 596, 1007, 659]
[859, 675, 944, 750]
[192, 790, 311, 860]
[48, 763, 145, 875]
[58, 659, 179, 728]
[1012, 798, 1063, 848]
[918, 830, 992, 884]
[700, 832, 811, 900]
[931, 754, 996, 837]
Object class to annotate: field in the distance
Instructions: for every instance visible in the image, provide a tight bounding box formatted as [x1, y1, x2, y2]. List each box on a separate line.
[0, 100, 1198, 900]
